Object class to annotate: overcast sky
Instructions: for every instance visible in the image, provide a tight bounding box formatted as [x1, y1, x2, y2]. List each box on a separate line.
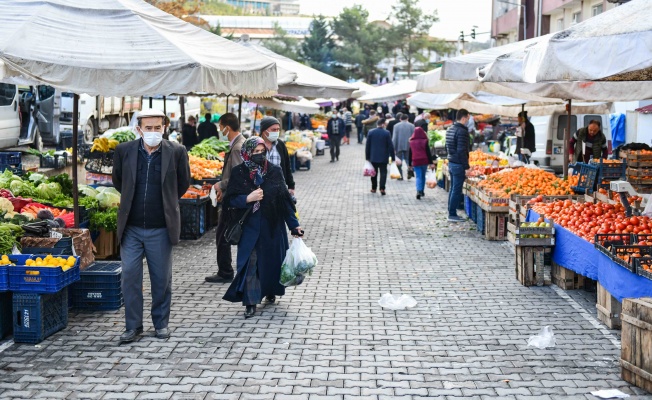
[297, 0, 492, 41]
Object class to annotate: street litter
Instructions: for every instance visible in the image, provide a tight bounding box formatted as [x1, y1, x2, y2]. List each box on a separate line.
[527, 326, 556, 349]
[378, 293, 417, 310]
[590, 389, 630, 399]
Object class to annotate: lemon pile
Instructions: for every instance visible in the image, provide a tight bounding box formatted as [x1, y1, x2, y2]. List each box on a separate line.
[0, 254, 14, 266]
[25, 255, 77, 271]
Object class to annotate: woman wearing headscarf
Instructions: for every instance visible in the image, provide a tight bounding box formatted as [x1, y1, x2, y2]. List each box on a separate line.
[408, 127, 436, 200]
[223, 137, 304, 318]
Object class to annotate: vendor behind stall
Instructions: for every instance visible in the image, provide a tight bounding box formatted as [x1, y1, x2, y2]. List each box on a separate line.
[569, 120, 608, 163]
[516, 111, 536, 164]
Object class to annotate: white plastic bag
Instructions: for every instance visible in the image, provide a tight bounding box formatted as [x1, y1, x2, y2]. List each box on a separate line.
[280, 238, 318, 287]
[378, 293, 417, 310]
[210, 185, 218, 207]
[395, 158, 402, 166]
[363, 161, 376, 177]
[426, 169, 437, 189]
[527, 326, 556, 349]
[296, 150, 313, 162]
[390, 163, 401, 179]
[642, 195, 652, 217]
[591, 389, 630, 399]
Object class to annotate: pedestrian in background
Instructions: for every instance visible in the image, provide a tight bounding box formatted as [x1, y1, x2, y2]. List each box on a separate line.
[392, 114, 414, 180]
[327, 111, 345, 162]
[415, 112, 431, 132]
[355, 112, 365, 144]
[113, 109, 190, 343]
[342, 107, 353, 145]
[408, 127, 436, 200]
[205, 113, 246, 284]
[362, 110, 379, 140]
[223, 137, 304, 319]
[181, 115, 198, 151]
[366, 118, 395, 196]
[198, 113, 218, 142]
[258, 116, 295, 196]
[446, 109, 470, 223]
[386, 112, 402, 139]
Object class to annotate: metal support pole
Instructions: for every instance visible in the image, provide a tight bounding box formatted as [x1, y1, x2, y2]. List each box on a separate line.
[163, 95, 167, 115]
[238, 96, 243, 126]
[226, 95, 230, 113]
[523, 4, 527, 40]
[148, 96, 153, 108]
[180, 96, 186, 124]
[563, 99, 572, 179]
[72, 94, 80, 228]
[252, 104, 259, 134]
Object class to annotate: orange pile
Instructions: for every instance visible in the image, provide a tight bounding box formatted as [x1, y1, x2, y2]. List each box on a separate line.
[189, 155, 223, 180]
[478, 169, 579, 198]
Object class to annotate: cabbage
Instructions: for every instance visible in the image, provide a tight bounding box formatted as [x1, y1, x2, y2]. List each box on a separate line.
[79, 184, 99, 198]
[35, 182, 61, 200]
[0, 170, 14, 188]
[96, 191, 121, 208]
[28, 173, 47, 185]
[9, 180, 35, 197]
[97, 187, 120, 197]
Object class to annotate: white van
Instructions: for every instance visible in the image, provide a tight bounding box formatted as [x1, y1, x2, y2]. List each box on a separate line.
[530, 112, 612, 173]
[0, 83, 20, 148]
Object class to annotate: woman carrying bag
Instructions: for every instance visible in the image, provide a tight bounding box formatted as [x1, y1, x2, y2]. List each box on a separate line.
[408, 127, 436, 200]
[223, 137, 304, 319]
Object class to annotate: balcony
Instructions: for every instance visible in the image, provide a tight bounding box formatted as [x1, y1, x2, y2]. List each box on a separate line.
[492, 7, 519, 37]
[542, 0, 581, 15]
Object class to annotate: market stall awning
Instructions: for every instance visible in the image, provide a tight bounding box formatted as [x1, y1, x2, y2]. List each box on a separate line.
[358, 80, 417, 103]
[236, 36, 356, 100]
[407, 91, 613, 117]
[250, 97, 319, 114]
[0, 0, 279, 97]
[313, 98, 340, 107]
[351, 81, 377, 99]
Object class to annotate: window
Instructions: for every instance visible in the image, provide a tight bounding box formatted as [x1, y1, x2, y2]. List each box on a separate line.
[37, 85, 55, 100]
[557, 18, 564, 31]
[592, 4, 603, 16]
[557, 115, 577, 141]
[572, 11, 582, 24]
[584, 115, 602, 129]
[0, 83, 16, 107]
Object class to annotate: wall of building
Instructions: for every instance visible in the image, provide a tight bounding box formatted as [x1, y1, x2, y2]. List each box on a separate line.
[547, 0, 614, 33]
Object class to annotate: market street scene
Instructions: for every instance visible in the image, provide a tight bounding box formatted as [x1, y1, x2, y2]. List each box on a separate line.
[1, 0, 652, 399]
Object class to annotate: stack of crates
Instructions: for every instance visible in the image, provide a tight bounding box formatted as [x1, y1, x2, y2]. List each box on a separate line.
[0, 151, 22, 175]
[71, 262, 123, 310]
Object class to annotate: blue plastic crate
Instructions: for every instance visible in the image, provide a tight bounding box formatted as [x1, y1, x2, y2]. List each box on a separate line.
[13, 288, 68, 344]
[0, 292, 12, 339]
[477, 208, 486, 234]
[464, 196, 472, 217]
[180, 197, 208, 240]
[8, 255, 80, 293]
[77, 262, 121, 284]
[570, 162, 599, 194]
[297, 159, 311, 171]
[71, 296, 123, 311]
[0, 152, 21, 166]
[0, 265, 8, 292]
[471, 201, 478, 223]
[0, 163, 23, 175]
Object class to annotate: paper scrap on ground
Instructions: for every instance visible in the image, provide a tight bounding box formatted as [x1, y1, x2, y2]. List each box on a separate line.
[590, 389, 630, 399]
[378, 293, 417, 310]
[527, 326, 556, 349]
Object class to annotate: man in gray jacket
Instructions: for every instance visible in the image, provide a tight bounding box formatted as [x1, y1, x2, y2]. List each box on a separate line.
[205, 113, 245, 284]
[113, 109, 191, 343]
[392, 114, 415, 180]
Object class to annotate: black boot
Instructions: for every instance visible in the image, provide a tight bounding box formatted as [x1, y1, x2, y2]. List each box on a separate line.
[244, 305, 256, 319]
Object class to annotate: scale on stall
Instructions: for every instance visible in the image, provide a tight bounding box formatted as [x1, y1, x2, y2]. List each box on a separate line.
[610, 180, 650, 217]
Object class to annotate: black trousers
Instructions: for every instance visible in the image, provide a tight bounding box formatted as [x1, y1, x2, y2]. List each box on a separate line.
[330, 135, 342, 160]
[215, 209, 234, 278]
[371, 162, 388, 190]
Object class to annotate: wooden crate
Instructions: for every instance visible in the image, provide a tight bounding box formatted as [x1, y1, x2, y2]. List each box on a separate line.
[476, 190, 509, 212]
[515, 246, 548, 287]
[507, 222, 555, 246]
[93, 229, 118, 260]
[620, 297, 652, 393]
[484, 212, 508, 241]
[625, 151, 652, 168]
[597, 282, 622, 329]
[551, 261, 585, 290]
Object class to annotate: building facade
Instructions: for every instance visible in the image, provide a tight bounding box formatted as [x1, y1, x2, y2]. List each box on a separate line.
[221, 0, 300, 15]
[199, 15, 312, 40]
[544, 0, 614, 33]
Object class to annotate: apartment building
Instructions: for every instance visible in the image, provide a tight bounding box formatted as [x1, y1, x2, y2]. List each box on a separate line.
[221, 0, 300, 15]
[545, 0, 615, 33]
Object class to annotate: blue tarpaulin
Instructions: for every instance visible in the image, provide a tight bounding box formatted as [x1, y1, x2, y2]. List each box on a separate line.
[610, 113, 626, 150]
[528, 209, 652, 301]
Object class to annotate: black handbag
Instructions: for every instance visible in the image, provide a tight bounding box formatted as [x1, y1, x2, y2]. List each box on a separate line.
[224, 206, 253, 245]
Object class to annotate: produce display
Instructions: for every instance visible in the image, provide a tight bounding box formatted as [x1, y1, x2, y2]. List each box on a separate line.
[469, 150, 508, 167]
[189, 137, 229, 161]
[530, 199, 648, 243]
[24, 255, 77, 270]
[189, 155, 224, 180]
[182, 186, 210, 199]
[427, 130, 445, 147]
[478, 168, 579, 198]
[91, 137, 119, 153]
[285, 141, 307, 157]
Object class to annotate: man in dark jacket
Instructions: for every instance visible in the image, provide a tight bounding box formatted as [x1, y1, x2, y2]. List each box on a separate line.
[569, 119, 608, 163]
[516, 111, 536, 164]
[197, 113, 218, 142]
[181, 115, 198, 151]
[366, 118, 395, 195]
[355, 112, 366, 144]
[327, 112, 346, 162]
[113, 109, 190, 343]
[445, 109, 470, 223]
[386, 112, 402, 139]
[260, 116, 295, 195]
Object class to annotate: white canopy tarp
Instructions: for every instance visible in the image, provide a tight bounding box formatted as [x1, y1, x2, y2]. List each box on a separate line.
[250, 97, 319, 114]
[313, 98, 340, 107]
[358, 80, 417, 103]
[351, 81, 376, 99]
[0, 0, 279, 97]
[237, 36, 356, 99]
[516, 0, 652, 83]
[407, 91, 613, 117]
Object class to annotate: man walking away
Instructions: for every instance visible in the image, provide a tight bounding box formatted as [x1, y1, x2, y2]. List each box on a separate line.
[446, 109, 470, 223]
[181, 116, 198, 151]
[415, 112, 431, 132]
[366, 118, 395, 196]
[342, 107, 353, 145]
[392, 114, 415, 180]
[327, 112, 346, 162]
[113, 109, 190, 343]
[386, 112, 402, 139]
[355, 112, 366, 144]
[198, 113, 218, 142]
[362, 110, 379, 140]
[205, 113, 246, 284]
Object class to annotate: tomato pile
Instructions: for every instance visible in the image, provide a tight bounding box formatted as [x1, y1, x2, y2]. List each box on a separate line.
[531, 199, 652, 243]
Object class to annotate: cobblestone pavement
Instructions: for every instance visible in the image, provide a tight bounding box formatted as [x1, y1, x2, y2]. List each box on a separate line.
[1, 143, 651, 400]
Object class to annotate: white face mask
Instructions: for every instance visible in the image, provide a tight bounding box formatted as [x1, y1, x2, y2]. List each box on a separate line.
[267, 130, 280, 142]
[219, 127, 229, 141]
[139, 128, 163, 147]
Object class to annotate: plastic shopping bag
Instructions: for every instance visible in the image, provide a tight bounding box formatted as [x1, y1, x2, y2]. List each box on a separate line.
[527, 326, 556, 349]
[280, 238, 318, 287]
[363, 161, 376, 177]
[395, 158, 402, 166]
[426, 169, 438, 189]
[390, 163, 401, 179]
